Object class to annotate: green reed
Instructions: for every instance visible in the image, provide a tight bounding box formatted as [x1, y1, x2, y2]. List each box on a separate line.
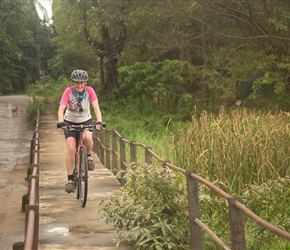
[172, 107, 290, 194]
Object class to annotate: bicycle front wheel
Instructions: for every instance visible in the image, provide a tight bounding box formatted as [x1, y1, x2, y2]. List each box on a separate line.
[77, 147, 88, 207]
[74, 153, 79, 200]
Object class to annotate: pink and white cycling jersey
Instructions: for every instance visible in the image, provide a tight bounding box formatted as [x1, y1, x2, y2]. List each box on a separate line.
[59, 86, 98, 123]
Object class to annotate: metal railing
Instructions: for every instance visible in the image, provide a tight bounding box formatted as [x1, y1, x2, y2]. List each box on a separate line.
[23, 107, 40, 250]
[93, 127, 290, 250]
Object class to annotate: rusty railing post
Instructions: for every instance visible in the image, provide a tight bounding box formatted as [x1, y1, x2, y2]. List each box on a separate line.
[145, 146, 152, 165]
[120, 137, 126, 186]
[186, 170, 203, 250]
[105, 129, 111, 170]
[130, 141, 136, 164]
[112, 131, 118, 171]
[228, 197, 246, 250]
[30, 137, 34, 164]
[99, 129, 105, 165]
[93, 131, 100, 156]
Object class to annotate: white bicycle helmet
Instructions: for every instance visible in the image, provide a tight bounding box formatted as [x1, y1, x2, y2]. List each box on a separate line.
[70, 69, 89, 82]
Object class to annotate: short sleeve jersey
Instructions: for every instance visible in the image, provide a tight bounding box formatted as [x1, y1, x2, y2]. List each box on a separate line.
[59, 86, 98, 123]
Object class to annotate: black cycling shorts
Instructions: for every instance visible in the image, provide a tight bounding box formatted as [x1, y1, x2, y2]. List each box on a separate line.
[64, 119, 93, 140]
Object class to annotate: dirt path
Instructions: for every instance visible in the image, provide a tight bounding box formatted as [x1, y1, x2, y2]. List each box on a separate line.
[0, 95, 34, 249]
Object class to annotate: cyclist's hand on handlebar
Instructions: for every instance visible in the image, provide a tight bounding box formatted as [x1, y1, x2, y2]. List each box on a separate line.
[95, 121, 106, 130]
[57, 122, 67, 129]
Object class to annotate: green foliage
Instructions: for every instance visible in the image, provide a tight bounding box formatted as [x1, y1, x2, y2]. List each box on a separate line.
[26, 76, 70, 102]
[26, 76, 71, 113]
[0, 0, 52, 94]
[100, 94, 185, 142]
[48, 1, 99, 79]
[242, 177, 290, 249]
[119, 61, 157, 112]
[27, 100, 45, 125]
[119, 60, 197, 115]
[250, 54, 290, 102]
[99, 163, 190, 250]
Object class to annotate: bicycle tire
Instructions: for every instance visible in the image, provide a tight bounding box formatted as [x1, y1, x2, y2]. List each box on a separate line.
[74, 153, 79, 199]
[78, 147, 88, 207]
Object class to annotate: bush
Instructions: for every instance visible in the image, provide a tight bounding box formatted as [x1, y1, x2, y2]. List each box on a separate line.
[27, 100, 45, 125]
[99, 163, 190, 250]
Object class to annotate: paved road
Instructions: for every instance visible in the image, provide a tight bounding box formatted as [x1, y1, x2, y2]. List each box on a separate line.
[38, 113, 133, 250]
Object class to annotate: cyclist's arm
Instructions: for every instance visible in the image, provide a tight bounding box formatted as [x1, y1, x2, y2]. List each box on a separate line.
[58, 104, 66, 122]
[91, 100, 102, 122]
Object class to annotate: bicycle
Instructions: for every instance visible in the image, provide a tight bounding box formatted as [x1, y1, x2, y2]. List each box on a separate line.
[58, 121, 106, 207]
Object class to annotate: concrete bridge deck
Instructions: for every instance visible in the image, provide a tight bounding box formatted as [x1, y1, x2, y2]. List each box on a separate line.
[38, 113, 132, 250]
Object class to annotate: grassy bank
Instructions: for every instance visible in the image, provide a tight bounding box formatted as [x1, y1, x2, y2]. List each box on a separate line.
[100, 107, 290, 250]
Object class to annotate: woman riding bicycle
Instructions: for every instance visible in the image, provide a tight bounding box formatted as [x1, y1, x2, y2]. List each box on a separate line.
[57, 69, 103, 193]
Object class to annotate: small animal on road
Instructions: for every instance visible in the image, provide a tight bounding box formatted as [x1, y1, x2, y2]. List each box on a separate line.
[12, 107, 18, 115]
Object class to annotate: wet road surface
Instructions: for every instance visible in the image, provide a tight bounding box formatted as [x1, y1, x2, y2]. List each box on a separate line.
[0, 95, 33, 172]
[0, 95, 34, 249]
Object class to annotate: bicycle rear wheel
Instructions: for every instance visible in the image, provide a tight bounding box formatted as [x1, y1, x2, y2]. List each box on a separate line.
[77, 147, 88, 207]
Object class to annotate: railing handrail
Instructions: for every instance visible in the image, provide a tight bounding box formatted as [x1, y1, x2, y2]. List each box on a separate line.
[94, 127, 290, 249]
[24, 106, 41, 250]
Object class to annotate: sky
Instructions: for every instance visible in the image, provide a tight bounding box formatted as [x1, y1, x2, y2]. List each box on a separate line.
[37, 0, 53, 21]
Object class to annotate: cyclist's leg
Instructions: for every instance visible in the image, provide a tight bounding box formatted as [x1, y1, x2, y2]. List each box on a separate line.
[65, 137, 76, 193]
[63, 122, 77, 193]
[84, 130, 93, 153]
[81, 119, 94, 154]
[82, 119, 95, 171]
[84, 130, 95, 170]
[66, 137, 76, 175]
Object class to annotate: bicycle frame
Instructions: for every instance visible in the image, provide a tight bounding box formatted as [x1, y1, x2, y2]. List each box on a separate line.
[59, 122, 106, 207]
[67, 124, 95, 207]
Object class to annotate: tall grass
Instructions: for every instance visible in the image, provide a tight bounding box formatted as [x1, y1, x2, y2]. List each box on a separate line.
[85, 99, 290, 248]
[172, 107, 290, 194]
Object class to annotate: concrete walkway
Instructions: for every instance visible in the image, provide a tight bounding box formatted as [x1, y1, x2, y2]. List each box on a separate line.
[38, 113, 133, 250]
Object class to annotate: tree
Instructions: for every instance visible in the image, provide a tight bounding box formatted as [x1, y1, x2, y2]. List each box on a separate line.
[123, 0, 203, 64]
[0, 0, 46, 94]
[52, 0, 128, 95]
[193, 0, 290, 101]
[49, 0, 290, 110]
[50, 1, 98, 80]
[81, 0, 128, 94]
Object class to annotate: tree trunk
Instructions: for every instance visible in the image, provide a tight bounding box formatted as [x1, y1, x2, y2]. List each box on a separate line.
[105, 54, 119, 94]
[99, 55, 105, 92]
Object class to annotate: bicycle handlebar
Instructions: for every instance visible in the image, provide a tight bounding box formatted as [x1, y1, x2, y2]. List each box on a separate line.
[57, 122, 106, 130]
[96, 122, 106, 127]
